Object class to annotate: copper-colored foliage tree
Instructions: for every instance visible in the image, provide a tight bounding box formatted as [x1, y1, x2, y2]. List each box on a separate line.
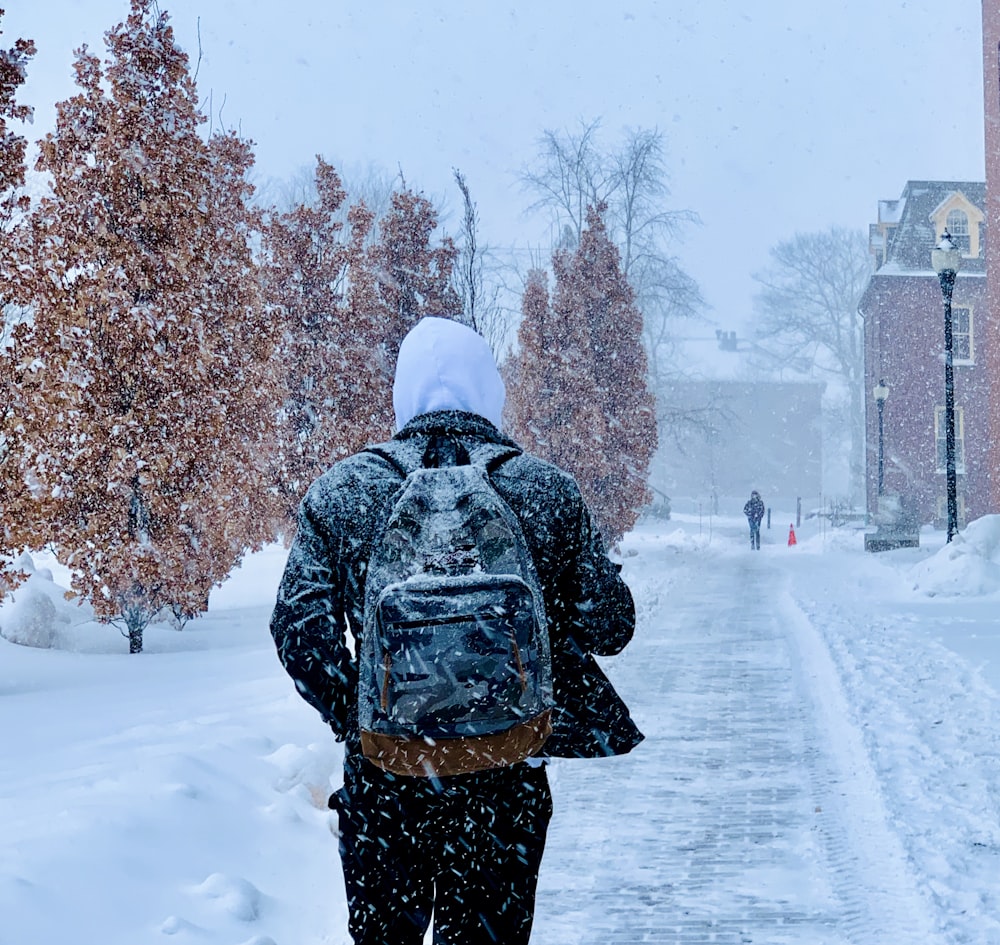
[506, 268, 607, 473]
[162, 129, 282, 623]
[0, 8, 33, 226]
[503, 270, 551, 441]
[263, 177, 461, 534]
[0, 315, 30, 594]
[366, 188, 463, 430]
[508, 205, 657, 545]
[263, 157, 353, 527]
[0, 10, 35, 585]
[8, 0, 279, 651]
[335, 200, 390, 446]
[574, 205, 658, 540]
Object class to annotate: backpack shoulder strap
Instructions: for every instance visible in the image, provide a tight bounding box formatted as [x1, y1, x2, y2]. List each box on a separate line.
[465, 440, 522, 474]
[366, 437, 521, 477]
[363, 440, 424, 479]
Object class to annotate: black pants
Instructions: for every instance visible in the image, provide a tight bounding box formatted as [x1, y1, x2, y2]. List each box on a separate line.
[749, 521, 761, 549]
[331, 757, 552, 945]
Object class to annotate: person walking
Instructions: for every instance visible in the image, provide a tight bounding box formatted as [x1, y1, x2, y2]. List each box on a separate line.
[270, 315, 643, 945]
[744, 489, 765, 550]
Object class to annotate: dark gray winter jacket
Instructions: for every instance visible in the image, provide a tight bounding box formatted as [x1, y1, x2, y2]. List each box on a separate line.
[269, 409, 644, 761]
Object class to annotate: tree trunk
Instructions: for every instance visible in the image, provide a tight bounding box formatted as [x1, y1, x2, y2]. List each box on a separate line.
[124, 604, 146, 654]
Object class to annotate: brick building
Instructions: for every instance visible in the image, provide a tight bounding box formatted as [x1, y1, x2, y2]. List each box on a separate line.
[860, 181, 988, 527]
[983, 0, 1000, 513]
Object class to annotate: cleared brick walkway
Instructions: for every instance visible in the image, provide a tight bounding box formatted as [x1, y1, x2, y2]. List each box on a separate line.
[531, 547, 912, 945]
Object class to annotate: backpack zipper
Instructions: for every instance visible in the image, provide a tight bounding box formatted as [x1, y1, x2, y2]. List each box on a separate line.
[380, 651, 392, 711]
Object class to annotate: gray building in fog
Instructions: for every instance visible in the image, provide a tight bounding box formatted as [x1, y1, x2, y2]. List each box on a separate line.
[652, 380, 824, 509]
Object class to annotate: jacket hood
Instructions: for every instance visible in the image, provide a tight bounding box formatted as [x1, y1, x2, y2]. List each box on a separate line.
[392, 316, 506, 430]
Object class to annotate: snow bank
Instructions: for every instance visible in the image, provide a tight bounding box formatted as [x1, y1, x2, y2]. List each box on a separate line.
[0, 553, 93, 648]
[909, 514, 1000, 597]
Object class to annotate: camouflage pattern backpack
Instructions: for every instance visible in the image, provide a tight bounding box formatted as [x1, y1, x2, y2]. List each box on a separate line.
[358, 436, 553, 777]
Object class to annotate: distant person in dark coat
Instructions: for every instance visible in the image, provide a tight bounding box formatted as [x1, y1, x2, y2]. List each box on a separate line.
[744, 490, 765, 550]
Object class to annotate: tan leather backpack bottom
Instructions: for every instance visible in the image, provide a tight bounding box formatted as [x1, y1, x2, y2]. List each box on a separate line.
[361, 710, 553, 777]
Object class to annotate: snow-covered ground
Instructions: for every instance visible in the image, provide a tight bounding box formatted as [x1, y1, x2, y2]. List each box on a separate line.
[3, 507, 1000, 943]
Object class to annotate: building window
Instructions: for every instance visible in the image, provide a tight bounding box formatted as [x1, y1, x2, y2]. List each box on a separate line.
[935, 494, 967, 527]
[952, 305, 973, 363]
[947, 209, 971, 253]
[934, 405, 966, 474]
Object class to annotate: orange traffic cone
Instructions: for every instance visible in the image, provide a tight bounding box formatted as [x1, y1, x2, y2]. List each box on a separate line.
[788, 524, 797, 546]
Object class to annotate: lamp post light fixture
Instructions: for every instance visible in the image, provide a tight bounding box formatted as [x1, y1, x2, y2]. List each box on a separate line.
[931, 231, 962, 542]
[873, 379, 889, 497]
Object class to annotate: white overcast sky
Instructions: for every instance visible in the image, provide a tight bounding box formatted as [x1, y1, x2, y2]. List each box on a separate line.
[4, 1, 987, 343]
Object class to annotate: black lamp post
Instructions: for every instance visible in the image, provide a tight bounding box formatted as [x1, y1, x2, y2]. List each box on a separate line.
[873, 379, 889, 497]
[931, 232, 962, 542]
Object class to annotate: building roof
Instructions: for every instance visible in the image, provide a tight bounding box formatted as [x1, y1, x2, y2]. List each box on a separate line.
[876, 180, 986, 275]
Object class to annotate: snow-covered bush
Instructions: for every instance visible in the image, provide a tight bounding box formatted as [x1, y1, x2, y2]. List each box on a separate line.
[0, 552, 87, 648]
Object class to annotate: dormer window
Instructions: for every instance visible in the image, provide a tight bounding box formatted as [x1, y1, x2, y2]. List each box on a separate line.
[930, 191, 984, 258]
[946, 209, 971, 253]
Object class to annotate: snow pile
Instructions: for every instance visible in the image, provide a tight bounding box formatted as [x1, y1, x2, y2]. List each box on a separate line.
[620, 520, 719, 629]
[0, 552, 92, 648]
[0, 543, 347, 945]
[623, 520, 716, 556]
[909, 514, 1000, 597]
[5, 515, 1000, 942]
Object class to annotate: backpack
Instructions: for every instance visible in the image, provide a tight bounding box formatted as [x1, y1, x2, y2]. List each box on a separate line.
[357, 436, 554, 778]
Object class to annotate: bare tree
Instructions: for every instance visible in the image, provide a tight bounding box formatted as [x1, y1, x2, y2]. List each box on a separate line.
[751, 226, 871, 498]
[520, 119, 704, 401]
[451, 168, 509, 354]
[521, 119, 606, 243]
[256, 159, 397, 243]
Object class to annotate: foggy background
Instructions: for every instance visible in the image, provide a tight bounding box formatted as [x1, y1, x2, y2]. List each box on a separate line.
[5, 0, 988, 508]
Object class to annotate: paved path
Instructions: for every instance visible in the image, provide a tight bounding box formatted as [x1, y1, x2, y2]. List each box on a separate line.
[531, 533, 929, 945]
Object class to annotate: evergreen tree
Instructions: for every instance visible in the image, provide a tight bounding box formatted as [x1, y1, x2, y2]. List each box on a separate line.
[508, 205, 656, 544]
[7, 0, 278, 651]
